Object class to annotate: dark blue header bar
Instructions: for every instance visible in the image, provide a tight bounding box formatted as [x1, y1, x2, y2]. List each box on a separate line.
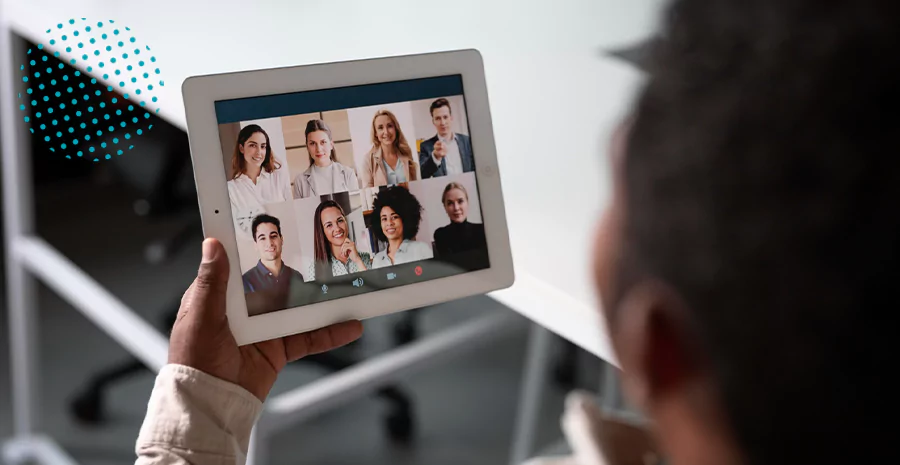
[214, 74, 464, 124]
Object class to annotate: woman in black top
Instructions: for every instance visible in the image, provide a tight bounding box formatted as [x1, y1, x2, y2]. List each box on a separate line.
[433, 182, 487, 267]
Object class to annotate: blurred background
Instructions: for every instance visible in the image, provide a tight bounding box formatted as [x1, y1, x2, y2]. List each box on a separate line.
[0, 1, 662, 464]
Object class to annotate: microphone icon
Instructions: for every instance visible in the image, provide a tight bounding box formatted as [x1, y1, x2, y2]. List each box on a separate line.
[321, 284, 329, 294]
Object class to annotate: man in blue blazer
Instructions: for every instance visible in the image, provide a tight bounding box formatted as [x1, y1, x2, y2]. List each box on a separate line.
[419, 98, 475, 178]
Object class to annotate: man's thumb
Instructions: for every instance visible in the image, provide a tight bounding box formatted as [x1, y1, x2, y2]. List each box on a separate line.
[196, 238, 229, 291]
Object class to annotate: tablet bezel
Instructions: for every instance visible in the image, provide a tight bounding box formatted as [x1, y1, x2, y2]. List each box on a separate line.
[182, 49, 513, 345]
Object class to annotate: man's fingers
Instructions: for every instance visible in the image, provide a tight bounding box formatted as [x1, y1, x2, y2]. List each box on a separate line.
[180, 238, 230, 321]
[283, 320, 363, 363]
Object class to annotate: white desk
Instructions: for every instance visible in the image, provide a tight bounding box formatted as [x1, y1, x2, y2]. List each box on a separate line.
[1, 0, 660, 463]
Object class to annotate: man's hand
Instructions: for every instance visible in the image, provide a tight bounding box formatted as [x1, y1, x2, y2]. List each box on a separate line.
[169, 238, 363, 401]
[433, 140, 447, 160]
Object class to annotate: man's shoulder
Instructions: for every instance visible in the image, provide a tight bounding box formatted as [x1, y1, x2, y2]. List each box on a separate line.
[242, 265, 258, 280]
[421, 135, 439, 149]
[283, 263, 306, 281]
[456, 133, 471, 144]
[241, 266, 258, 292]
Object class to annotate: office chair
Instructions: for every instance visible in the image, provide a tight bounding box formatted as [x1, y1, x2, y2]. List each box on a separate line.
[67, 124, 421, 443]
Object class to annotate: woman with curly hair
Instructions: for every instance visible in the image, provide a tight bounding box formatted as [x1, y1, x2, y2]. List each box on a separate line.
[370, 186, 433, 268]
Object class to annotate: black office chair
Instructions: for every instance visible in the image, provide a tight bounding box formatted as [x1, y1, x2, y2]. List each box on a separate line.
[67, 124, 421, 443]
[69, 295, 417, 441]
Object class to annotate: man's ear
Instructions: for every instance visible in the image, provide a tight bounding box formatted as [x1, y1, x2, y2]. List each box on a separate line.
[612, 281, 700, 413]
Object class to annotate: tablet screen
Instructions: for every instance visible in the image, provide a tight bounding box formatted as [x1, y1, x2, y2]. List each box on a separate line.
[214, 75, 491, 316]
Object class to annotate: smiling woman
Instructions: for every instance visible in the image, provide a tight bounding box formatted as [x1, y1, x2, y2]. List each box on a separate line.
[226, 123, 292, 215]
[310, 199, 372, 280]
[370, 185, 433, 269]
[359, 109, 420, 187]
[291, 119, 361, 199]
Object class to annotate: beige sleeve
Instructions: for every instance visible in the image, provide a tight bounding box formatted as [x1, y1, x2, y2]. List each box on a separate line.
[360, 152, 375, 188]
[135, 364, 262, 465]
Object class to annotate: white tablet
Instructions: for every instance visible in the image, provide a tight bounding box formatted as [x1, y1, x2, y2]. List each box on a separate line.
[182, 49, 514, 345]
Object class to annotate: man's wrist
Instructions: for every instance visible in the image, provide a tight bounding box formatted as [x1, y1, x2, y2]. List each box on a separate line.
[137, 364, 263, 459]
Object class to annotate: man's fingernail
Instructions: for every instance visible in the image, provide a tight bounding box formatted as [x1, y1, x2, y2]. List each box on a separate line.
[202, 239, 218, 262]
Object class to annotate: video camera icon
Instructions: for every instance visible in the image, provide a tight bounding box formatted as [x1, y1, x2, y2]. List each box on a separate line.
[321, 284, 328, 294]
[352, 277, 364, 288]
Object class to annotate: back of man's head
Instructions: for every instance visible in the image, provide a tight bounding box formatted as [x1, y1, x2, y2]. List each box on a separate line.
[623, 1, 896, 464]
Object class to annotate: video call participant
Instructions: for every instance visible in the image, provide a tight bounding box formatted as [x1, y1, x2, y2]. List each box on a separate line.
[309, 200, 372, 280]
[419, 98, 474, 178]
[242, 214, 306, 313]
[433, 182, 487, 269]
[370, 186, 433, 268]
[227, 124, 292, 214]
[292, 119, 360, 199]
[360, 109, 419, 187]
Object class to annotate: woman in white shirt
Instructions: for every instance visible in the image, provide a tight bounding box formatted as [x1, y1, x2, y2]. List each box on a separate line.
[226, 124, 292, 231]
[370, 185, 433, 269]
[292, 119, 360, 199]
[359, 109, 420, 187]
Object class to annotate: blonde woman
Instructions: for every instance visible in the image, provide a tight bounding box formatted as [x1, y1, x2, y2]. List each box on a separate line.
[360, 109, 419, 187]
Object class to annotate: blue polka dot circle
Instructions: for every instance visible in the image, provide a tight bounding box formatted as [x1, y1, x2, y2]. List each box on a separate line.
[14, 18, 162, 162]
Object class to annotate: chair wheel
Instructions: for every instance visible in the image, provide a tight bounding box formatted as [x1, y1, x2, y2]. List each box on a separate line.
[385, 408, 414, 444]
[70, 387, 105, 425]
[392, 320, 417, 346]
[553, 358, 578, 390]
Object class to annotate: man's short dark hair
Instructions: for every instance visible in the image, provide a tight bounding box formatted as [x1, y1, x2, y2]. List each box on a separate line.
[429, 98, 452, 117]
[620, 2, 896, 465]
[251, 214, 281, 240]
[371, 186, 423, 243]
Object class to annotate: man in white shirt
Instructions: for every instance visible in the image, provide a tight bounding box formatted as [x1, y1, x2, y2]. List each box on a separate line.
[418, 98, 475, 178]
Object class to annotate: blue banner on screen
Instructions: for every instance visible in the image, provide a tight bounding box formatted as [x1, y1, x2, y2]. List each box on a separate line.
[214, 75, 464, 124]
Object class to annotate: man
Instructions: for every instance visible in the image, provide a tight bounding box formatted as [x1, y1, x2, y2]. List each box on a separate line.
[242, 214, 306, 313]
[418, 98, 475, 178]
[135, 1, 894, 464]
